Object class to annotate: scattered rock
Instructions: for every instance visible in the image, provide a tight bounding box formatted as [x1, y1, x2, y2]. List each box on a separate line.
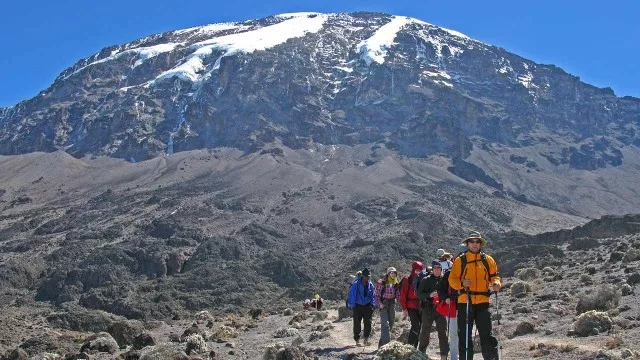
[107, 320, 144, 348]
[122, 350, 142, 360]
[623, 249, 640, 263]
[283, 308, 294, 316]
[309, 331, 329, 341]
[132, 333, 155, 350]
[312, 311, 328, 322]
[620, 284, 633, 296]
[513, 305, 531, 314]
[513, 321, 535, 337]
[609, 251, 624, 263]
[573, 310, 613, 336]
[80, 332, 118, 354]
[627, 272, 640, 285]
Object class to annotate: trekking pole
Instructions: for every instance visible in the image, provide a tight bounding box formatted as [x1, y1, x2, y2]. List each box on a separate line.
[446, 301, 451, 338]
[465, 288, 471, 360]
[494, 291, 503, 360]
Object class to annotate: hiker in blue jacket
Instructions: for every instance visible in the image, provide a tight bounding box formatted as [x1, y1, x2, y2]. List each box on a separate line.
[347, 267, 375, 346]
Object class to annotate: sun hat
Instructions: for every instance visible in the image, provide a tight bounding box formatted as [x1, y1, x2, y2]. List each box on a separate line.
[462, 230, 487, 246]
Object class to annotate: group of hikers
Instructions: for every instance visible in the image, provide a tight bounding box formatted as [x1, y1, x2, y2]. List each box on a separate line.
[346, 231, 502, 360]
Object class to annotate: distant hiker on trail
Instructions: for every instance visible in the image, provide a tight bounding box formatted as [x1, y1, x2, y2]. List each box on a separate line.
[399, 261, 424, 348]
[311, 293, 324, 310]
[437, 248, 454, 273]
[449, 231, 501, 360]
[374, 267, 400, 348]
[438, 259, 459, 360]
[303, 299, 311, 310]
[417, 261, 449, 359]
[347, 267, 375, 347]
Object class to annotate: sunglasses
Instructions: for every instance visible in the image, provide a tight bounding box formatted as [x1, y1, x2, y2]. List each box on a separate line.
[467, 239, 482, 244]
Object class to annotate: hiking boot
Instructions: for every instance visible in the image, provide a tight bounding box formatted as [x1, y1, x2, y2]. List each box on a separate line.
[363, 338, 371, 346]
[440, 356, 448, 360]
[355, 340, 361, 347]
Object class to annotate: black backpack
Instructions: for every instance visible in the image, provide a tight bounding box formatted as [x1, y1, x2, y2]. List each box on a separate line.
[458, 250, 498, 296]
[413, 269, 429, 294]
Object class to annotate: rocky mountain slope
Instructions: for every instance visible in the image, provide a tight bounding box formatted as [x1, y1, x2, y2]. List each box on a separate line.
[1, 12, 640, 217]
[2, 213, 639, 359]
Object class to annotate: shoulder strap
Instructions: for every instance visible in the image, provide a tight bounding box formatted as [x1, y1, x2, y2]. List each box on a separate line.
[459, 250, 468, 281]
[481, 252, 498, 279]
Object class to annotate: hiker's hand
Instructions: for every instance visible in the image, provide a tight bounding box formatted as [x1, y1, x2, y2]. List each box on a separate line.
[379, 303, 384, 309]
[445, 298, 451, 304]
[462, 279, 471, 288]
[429, 291, 437, 298]
[492, 283, 501, 292]
[403, 310, 408, 318]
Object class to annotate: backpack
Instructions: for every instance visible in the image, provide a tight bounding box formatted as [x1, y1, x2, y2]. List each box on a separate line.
[413, 270, 429, 294]
[458, 250, 497, 296]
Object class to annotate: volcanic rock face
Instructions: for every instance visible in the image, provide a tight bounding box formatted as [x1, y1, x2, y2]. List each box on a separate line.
[0, 12, 637, 165]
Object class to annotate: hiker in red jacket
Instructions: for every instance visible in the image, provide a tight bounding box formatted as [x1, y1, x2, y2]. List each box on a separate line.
[399, 261, 424, 348]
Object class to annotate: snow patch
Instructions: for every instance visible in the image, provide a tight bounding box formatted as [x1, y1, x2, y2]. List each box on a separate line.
[357, 16, 413, 65]
[154, 13, 328, 83]
[423, 70, 451, 80]
[64, 43, 180, 79]
[174, 22, 240, 36]
[334, 66, 353, 73]
[132, 43, 181, 68]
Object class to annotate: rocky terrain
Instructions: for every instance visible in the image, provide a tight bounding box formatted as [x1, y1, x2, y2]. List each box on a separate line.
[2, 213, 640, 359]
[0, 10, 639, 360]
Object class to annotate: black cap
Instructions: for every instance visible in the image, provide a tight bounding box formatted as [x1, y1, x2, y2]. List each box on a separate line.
[362, 268, 371, 277]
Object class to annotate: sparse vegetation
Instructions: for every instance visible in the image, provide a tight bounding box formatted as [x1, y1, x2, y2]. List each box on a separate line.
[576, 285, 621, 314]
[573, 311, 613, 336]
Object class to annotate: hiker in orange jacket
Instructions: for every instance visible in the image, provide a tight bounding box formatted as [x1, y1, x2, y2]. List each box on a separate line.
[449, 231, 501, 360]
[399, 261, 424, 348]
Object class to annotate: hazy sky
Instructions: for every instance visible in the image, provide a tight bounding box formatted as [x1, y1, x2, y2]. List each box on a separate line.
[0, 0, 638, 106]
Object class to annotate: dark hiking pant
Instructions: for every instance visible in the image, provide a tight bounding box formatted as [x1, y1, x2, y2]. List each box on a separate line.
[378, 299, 396, 348]
[353, 304, 374, 341]
[406, 308, 422, 348]
[419, 306, 449, 355]
[458, 302, 499, 360]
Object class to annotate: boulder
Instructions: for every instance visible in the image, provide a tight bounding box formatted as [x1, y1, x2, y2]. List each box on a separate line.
[80, 332, 118, 354]
[132, 333, 155, 350]
[513, 321, 535, 337]
[107, 320, 144, 348]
